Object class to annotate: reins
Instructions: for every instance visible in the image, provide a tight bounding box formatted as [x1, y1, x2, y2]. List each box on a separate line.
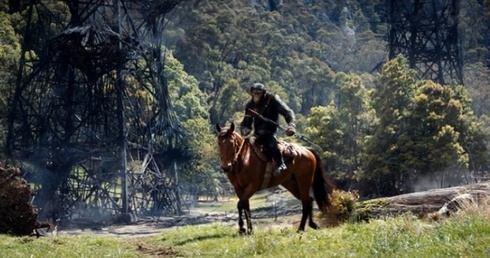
[219, 128, 272, 190]
[233, 133, 247, 164]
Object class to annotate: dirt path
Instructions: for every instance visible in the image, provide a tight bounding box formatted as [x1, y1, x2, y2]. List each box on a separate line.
[56, 211, 238, 237]
[54, 192, 304, 237]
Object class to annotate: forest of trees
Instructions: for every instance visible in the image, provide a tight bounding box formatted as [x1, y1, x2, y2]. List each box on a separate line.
[0, 0, 489, 220]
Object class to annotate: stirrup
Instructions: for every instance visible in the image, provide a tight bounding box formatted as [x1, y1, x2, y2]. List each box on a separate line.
[274, 163, 287, 176]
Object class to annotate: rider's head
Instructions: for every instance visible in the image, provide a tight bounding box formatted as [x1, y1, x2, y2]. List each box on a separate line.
[250, 82, 265, 103]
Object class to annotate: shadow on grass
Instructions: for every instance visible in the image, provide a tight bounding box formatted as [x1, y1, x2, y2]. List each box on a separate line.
[173, 231, 241, 246]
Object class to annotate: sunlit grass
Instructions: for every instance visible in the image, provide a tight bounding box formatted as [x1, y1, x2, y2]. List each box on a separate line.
[154, 208, 490, 258]
[2, 196, 490, 258]
[0, 235, 135, 258]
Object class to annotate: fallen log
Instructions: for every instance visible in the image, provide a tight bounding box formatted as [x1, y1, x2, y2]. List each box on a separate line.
[356, 181, 490, 220]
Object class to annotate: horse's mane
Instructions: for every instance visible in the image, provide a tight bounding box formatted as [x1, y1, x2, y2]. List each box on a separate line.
[232, 131, 243, 143]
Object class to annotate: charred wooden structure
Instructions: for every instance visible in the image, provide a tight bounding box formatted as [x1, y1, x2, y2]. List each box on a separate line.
[5, 0, 186, 226]
[387, 0, 463, 85]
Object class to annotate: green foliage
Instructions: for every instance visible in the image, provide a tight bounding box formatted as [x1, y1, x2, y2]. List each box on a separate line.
[306, 105, 339, 154]
[404, 80, 488, 185]
[371, 54, 417, 115]
[213, 78, 249, 123]
[0, 12, 20, 63]
[171, 0, 386, 125]
[124, 48, 221, 197]
[0, 0, 489, 201]
[355, 198, 390, 221]
[163, 51, 220, 194]
[460, 0, 490, 63]
[0, 1, 7, 12]
[306, 73, 373, 187]
[405, 81, 469, 174]
[464, 62, 490, 119]
[167, 52, 208, 122]
[328, 189, 360, 222]
[361, 55, 419, 195]
[0, 11, 21, 159]
[361, 55, 488, 196]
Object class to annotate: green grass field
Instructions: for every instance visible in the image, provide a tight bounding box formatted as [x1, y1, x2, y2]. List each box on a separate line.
[2, 190, 490, 257]
[1, 206, 490, 258]
[193, 190, 299, 213]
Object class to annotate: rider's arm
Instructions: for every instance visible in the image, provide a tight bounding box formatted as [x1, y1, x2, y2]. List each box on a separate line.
[239, 101, 254, 135]
[273, 95, 295, 125]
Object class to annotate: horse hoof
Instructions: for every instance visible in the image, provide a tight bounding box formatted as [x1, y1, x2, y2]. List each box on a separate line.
[309, 223, 319, 230]
[239, 228, 247, 234]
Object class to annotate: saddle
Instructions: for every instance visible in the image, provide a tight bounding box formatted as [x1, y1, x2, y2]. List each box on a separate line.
[248, 137, 300, 188]
[249, 136, 299, 165]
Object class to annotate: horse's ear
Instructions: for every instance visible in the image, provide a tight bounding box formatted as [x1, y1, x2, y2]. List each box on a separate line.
[229, 122, 235, 132]
[216, 123, 222, 133]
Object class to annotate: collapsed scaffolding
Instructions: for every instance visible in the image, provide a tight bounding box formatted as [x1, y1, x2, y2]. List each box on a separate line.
[387, 0, 463, 85]
[5, 1, 188, 226]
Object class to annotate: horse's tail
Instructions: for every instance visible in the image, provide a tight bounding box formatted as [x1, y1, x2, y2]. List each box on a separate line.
[308, 147, 335, 211]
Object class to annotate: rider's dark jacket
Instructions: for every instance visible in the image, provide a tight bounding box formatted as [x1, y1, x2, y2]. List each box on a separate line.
[240, 92, 295, 136]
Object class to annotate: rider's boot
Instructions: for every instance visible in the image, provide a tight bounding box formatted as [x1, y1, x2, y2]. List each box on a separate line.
[274, 156, 287, 177]
[265, 135, 286, 176]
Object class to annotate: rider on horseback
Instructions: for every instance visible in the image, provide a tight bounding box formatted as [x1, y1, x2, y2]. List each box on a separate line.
[239, 82, 296, 176]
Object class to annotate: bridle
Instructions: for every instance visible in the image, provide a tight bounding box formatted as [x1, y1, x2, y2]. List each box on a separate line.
[218, 131, 246, 172]
[233, 134, 247, 163]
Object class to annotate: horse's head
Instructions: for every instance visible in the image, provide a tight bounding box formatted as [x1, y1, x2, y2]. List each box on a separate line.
[216, 123, 241, 172]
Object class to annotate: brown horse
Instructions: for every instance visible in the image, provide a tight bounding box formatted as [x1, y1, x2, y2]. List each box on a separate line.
[216, 123, 335, 233]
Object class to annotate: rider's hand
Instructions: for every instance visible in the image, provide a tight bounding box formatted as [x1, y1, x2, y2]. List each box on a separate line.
[286, 123, 296, 136]
[241, 127, 251, 136]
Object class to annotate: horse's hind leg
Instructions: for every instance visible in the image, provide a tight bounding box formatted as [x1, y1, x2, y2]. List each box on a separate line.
[285, 178, 318, 231]
[281, 180, 312, 231]
[282, 180, 311, 231]
[307, 197, 319, 229]
[297, 196, 315, 231]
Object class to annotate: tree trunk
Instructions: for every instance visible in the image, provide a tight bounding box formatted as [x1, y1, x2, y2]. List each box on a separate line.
[357, 181, 490, 220]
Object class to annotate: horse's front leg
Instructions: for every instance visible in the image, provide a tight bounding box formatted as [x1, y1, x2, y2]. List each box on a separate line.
[237, 200, 246, 234]
[238, 199, 252, 234]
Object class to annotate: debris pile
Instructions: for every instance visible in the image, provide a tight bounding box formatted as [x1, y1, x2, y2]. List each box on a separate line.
[0, 163, 50, 236]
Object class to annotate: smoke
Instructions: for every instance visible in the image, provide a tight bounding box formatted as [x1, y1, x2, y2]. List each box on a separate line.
[413, 171, 470, 192]
[413, 175, 443, 192]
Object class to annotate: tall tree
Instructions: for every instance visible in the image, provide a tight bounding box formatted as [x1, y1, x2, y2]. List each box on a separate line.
[306, 72, 373, 189]
[463, 62, 490, 119]
[402, 80, 488, 188]
[361, 55, 417, 196]
[362, 55, 488, 196]
[403, 81, 468, 187]
[0, 11, 20, 154]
